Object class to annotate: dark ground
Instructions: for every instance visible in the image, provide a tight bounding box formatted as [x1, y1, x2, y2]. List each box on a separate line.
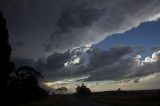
[21, 89, 160, 106]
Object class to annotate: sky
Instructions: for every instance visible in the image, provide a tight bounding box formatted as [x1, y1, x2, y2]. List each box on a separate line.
[0, 0, 160, 93]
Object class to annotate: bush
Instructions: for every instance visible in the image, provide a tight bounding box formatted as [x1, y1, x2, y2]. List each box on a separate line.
[7, 66, 48, 105]
[76, 83, 91, 96]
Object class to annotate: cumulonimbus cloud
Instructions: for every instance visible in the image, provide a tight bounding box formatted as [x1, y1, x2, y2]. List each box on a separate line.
[1, 0, 160, 59]
[5, 0, 160, 82]
[14, 46, 160, 82]
[47, 0, 160, 52]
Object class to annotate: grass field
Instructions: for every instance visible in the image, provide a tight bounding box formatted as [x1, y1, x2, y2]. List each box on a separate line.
[21, 94, 72, 106]
[83, 89, 160, 106]
[20, 89, 160, 106]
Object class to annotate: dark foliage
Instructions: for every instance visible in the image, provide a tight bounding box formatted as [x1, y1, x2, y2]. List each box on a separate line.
[76, 83, 91, 96]
[0, 10, 16, 106]
[7, 66, 48, 105]
[0, 10, 15, 89]
[56, 87, 67, 94]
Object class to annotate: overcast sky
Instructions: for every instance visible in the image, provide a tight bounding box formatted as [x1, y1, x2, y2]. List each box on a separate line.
[0, 0, 160, 92]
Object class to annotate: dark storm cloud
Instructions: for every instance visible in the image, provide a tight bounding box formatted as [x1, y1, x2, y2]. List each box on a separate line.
[12, 57, 34, 68]
[87, 46, 133, 70]
[44, 44, 52, 52]
[45, 51, 71, 71]
[33, 50, 75, 73]
[86, 56, 137, 81]
[12, 45, 160, 82]
[11, 41, 25, 49]
[49, 6, 104, 50]
[35, 46, 141, 81]
[1, 0, 160, 59]
[44, 47, 160, 82]
[55, 6, 104, 32]
[2, 0, 160, 82]
[86, 50, 160, 81]
[48, 0, 160, 52]
[85, 46, 136, 81]
[132, 56, 160, 78]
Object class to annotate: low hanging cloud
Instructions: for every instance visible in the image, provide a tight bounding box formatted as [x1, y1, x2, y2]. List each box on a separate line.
[12, 57, 34, 68]
[86, 49, 160, 81]
[13, 46, 160, 82]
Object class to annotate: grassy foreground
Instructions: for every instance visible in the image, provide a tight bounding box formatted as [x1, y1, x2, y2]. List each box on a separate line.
[20, 94, 72, 106]
[83, 89, 160, 106]
[20, 89, 160, 106]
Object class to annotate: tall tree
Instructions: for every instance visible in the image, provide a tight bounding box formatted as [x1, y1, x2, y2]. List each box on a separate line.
[9, 66, 48, 104]
[0, 11, 14, 89]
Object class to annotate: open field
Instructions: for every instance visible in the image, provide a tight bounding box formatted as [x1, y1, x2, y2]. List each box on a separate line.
[21, 95, 72, 106]
[83, 89, 160, 106]
[20, 89, 160, 106]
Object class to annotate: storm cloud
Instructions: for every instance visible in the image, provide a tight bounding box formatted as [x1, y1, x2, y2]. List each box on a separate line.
[43, 47, 160, 82]
[13, 46, 160, 82]
[48, 0, 160, 53]
[1, 0, 160, 59]
[87, 49, 160, 81]
[1, 0, 160, 84]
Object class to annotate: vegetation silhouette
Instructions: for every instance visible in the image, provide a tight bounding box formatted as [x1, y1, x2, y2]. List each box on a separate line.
[0, 10, 15, 91]
[0, 11, 48, 105]
[117, 88, 121, 91]
[8, 66, 48, 105]
[76, 83, 91, 96]
[56, 87, 68, 94]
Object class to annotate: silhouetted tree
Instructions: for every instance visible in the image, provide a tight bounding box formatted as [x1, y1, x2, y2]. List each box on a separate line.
[8, 66, 48, 105]
[0, 11, 15, 105]
[76, 83, 91, 96]
[0, 11, 15, 88]
[56, 87, 67, 94]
